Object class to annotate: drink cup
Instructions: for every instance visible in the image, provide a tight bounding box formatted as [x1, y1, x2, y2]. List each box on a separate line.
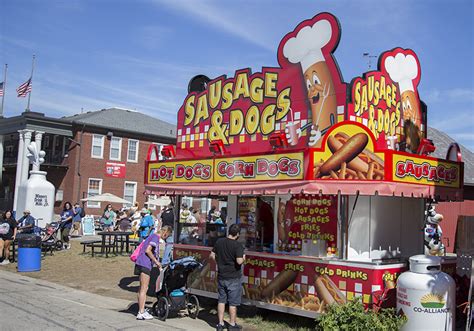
[287, 121, 301, 146]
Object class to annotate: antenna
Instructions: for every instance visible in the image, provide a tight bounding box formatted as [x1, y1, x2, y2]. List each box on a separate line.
[363, 52, 377, 70]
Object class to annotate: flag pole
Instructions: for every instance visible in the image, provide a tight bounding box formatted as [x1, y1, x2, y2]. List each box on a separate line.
[0, 63, 6, 117]
[26, 54, 35, 112]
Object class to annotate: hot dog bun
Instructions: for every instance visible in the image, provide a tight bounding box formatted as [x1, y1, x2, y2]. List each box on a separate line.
[320, 133, 368, 175]
[261, 270, 298, 299]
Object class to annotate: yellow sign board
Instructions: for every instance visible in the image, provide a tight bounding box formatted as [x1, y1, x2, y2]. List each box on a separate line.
[392, 154, 461, 188]
[147, 159, 214, 184]
[214, 152, 304, 182]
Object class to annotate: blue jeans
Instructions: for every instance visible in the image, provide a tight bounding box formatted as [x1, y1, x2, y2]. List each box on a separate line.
[162, 235, 173, 265]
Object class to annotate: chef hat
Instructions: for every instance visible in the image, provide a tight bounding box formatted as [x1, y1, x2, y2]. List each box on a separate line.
[384, 53, 419, 93]
[283, 20, 332, 72]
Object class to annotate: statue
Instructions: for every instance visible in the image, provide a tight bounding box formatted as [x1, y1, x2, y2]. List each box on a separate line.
[424, 205, 445, 256]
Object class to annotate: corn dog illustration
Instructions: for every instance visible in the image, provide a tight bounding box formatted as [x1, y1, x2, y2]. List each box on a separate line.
[282, 19, 337, 146]
[261, 270, 298, 299]
[314, 274, 346, 305]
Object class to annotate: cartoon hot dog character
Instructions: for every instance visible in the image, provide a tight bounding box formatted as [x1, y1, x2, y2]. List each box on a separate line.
[314, 274, 347, 305]
[384, 51, 422, 153]
[282, 19, 337, 146]
[277, 195, 292, 251]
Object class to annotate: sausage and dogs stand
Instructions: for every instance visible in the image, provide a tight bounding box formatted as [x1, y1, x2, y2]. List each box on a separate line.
[144, 12, 464, 317]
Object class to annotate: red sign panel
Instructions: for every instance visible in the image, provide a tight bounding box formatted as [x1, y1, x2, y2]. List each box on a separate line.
[105, 162, 126, 178]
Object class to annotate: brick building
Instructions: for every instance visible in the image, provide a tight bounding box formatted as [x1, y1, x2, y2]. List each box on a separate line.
[0, 108, 175, 217]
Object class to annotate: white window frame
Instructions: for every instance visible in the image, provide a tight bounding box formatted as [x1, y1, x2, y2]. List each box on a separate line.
[91, 134, 104, 159]
[87, 178, 103, 208]
[127, 139, 139, 163]
[123, 181, 137, 208]
[147, 194, 157, 210]
[109, 136, 122, 161]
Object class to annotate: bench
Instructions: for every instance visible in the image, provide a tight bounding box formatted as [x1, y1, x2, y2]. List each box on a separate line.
[90, 243, 116, 258]
[80, 240, 102, 253]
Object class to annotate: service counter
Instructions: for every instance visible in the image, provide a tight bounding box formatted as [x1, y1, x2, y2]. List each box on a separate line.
[174, 243, 406, 317]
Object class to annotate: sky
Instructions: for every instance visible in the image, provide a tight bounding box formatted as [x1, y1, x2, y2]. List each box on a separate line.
[1, 0, 473, 150]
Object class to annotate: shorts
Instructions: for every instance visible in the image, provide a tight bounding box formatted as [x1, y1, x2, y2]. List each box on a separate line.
[134, 264, 151, 276]
[0, 235, 13, 241]
[217, 278, 242, 306]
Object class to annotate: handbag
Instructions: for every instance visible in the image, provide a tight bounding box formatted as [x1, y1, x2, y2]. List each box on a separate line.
[130, 240, 145, 262]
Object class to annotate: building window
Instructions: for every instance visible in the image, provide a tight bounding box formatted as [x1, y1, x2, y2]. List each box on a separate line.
[91, 134, 104, 159]
[147, 194, 157, 210]
[123, 181, 137, 208]
[127, 139, 139, 162]
[110, 137, 122, 161]
[87, 178, 102, 208]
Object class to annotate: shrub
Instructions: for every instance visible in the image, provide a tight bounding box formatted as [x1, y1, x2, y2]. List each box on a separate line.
[317, 299, 407, 331]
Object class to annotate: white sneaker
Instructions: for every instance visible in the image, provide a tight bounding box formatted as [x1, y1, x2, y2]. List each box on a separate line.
[66, 244, 71, 250]
[0, 259, 10, 265]
[136, 311, 154, 320]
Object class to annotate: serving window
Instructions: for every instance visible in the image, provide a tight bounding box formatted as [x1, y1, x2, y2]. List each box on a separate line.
[177, 196, 227, 247]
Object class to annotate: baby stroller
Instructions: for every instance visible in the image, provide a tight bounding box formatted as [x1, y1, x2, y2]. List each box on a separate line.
[41, 222, 64, 252]
[152, 256, 202, 321]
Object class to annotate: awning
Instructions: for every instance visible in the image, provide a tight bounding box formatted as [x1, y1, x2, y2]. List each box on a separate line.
[146, 180, 463, 200]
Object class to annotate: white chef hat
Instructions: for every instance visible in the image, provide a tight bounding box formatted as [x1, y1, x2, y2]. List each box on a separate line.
[283, 20, 332, 72]
[384, 52, 419, 93]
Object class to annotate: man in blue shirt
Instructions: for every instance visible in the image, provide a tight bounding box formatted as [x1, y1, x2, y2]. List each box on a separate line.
[72, 203, 83, 236]
[138, 208, 154, 242]
[17, 210, 36, 235]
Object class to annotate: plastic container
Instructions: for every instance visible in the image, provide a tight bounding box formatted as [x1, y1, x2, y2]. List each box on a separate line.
[17, 235, 42, 272]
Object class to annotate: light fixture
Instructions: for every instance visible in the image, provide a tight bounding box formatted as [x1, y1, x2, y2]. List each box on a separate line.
[161, 145, 176, 159]
[209, 140, 226, 155]
[106, 131, 113, 139]
[269, 132, 288, 149]
[417, 138, 436, 156]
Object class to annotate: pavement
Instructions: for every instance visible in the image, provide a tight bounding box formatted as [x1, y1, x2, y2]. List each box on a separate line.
[0, 269, 214, 330]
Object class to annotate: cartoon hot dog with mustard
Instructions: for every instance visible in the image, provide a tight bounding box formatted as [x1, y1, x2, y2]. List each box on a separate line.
[282, 19, 337, 146]
[384, 51, 422, 153]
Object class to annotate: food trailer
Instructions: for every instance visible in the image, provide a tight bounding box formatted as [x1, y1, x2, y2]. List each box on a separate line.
[144, 12, 463, 317]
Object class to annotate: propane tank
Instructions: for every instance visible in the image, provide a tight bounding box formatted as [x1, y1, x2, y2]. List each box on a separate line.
[397, 255, 455, 331]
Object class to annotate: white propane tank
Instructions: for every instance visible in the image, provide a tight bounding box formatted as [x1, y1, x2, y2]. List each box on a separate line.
[397, 255, 455, 331]
[16, 170, 55, 228]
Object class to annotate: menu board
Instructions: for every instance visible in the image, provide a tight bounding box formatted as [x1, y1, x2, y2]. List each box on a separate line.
[277, 195, 337, 255]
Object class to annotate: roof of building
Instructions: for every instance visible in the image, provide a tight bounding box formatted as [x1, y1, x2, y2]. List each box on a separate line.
[427, 126, 474, 184]
[61, 108, 176, 139]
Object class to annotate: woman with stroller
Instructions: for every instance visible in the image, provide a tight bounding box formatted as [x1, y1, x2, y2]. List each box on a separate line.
[135, 225, 173, 320]
[0, 210, 17, 265]
[60, 202, 74, 250]
[101, 204, 116, 231]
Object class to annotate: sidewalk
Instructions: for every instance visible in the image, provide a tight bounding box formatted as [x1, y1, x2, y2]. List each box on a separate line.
[0, 269, 213, 330]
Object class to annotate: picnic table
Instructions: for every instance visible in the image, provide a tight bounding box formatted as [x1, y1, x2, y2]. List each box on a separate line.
[96, 231, 134, 257]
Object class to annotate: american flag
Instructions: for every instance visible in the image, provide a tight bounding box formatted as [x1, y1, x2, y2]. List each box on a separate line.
[0, 82, 4, 97]
[17, 78, 32, 97]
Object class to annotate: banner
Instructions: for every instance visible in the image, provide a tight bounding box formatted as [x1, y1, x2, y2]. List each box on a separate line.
[214, 152, 304, 182]
[147, 159, 214, 183]
[277, 195, 337, 254]
[105, 162, 126, 178]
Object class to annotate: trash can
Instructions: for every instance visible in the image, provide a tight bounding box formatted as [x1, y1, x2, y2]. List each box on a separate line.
[17, 235, 42, 272]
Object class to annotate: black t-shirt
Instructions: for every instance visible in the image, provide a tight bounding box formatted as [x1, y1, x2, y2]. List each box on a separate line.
[0, 217, 17, 239]
[212, 237, 245, 280]
[161, 208, 175, 227]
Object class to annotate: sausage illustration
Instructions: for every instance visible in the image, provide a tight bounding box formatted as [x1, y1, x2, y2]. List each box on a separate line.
[261, 270, 298, 299]
[314, 274, 347, 305]
[320, 133, 368, 175]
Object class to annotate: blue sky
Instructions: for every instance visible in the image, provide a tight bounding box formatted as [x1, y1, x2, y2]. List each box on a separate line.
[1, 0, 473, 150]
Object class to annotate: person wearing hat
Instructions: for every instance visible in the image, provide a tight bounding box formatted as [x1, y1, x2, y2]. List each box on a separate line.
[138, 208, 154, 242]
[17, 210, 36, 235]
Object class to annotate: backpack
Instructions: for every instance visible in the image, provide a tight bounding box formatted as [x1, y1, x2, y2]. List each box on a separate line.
[79, 208, 86, 218]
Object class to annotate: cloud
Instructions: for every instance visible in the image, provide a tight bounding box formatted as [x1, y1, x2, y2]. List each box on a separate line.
[152, 0, 274, 51]
[424, 87, 474, 104]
